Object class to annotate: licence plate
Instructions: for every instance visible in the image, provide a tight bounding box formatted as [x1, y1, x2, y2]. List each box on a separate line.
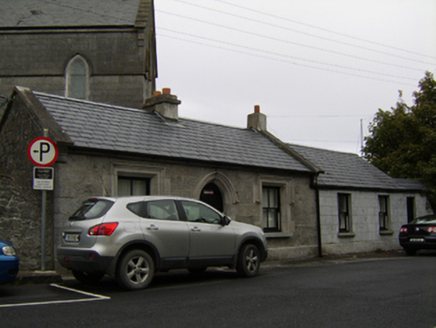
[409, 238, 424, 242]
[64, 233, 80, 242]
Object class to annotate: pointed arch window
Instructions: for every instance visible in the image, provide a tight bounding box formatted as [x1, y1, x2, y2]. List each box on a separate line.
[66, 55, 89, 99]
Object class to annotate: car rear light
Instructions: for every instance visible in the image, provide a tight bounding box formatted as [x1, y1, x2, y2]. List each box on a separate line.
[427, 227, 436, 233]
[400, 227, 408, 233]
[88, 222, 119, 236]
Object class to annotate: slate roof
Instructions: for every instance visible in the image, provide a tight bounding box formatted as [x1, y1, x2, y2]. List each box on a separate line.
[33, 91, 312, 173]
[0, 0, 145, 28]
[288, 143, 425, 191]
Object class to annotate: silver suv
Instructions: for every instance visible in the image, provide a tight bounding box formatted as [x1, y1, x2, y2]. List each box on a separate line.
[57, 196, 268, 290]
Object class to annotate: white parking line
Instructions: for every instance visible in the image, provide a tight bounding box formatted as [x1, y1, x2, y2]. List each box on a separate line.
[0, 283, 110, 308]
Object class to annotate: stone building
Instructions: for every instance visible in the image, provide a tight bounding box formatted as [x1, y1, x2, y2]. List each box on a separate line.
[0, 86, 321, 270]
[0, 0, 157, 113]
[290, 144, 432, 255]
[0, 0, 323, 272]
[0, 0, 431, 273]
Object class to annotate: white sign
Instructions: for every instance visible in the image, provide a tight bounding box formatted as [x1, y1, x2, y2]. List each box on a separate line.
[28, 137, 59, 167]
[33, 167, 54, 190]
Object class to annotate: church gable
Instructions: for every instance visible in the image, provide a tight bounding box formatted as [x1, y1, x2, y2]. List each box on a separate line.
[0, 0, 157, 109]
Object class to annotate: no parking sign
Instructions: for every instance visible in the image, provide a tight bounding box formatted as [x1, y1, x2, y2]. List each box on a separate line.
[28, 134, 58, 270]
[27, 137, 59, 167]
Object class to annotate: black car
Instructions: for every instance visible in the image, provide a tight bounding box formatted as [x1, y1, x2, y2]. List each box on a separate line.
[399, 215, 436, 255]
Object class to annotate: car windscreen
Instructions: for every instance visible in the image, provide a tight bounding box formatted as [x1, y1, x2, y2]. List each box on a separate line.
[411, 215, 436, 224]
[69, 199, 114, 221]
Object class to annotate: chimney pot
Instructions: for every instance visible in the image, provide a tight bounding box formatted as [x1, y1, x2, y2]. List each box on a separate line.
[143, 87, 181, 120]
[247, 105, 267, 131]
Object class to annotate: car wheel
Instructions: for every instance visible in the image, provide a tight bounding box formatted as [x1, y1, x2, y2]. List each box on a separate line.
[236, 243, 260, 277]
[72, 270, 105, 284]
[404, 248, 417, 256]
[117, 249, 154, 290]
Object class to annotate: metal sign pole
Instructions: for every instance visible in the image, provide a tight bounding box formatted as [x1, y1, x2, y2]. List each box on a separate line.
[40, 129, 48, 271]
[28, 130, 58, 272]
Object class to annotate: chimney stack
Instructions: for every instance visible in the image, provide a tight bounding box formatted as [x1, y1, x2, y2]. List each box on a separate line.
[143, 88, 181, 120]
[247, 105, 267, 131]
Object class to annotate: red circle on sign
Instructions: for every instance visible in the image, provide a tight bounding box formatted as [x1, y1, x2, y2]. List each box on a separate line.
[27, 137, 59, 167]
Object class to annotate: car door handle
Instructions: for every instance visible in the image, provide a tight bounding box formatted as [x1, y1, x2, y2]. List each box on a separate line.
[146, 224, 159, 231]
[191, 226, 201, 232]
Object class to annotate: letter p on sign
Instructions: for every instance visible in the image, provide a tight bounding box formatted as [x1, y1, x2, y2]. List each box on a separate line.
[28, 137, 59, 167]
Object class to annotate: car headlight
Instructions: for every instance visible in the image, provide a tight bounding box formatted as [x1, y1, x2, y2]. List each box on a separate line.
[2, 246, 16, 256]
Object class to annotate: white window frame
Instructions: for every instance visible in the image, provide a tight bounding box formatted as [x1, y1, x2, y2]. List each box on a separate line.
[338, 193, 353, 235]
[112, 164, 165, 196]
[118, 176, 150, 196]
[257, 178, 293, 238]
[262, 186, 281, 232]
[378, 195, 394, 235]
[65, 54, 89, 100]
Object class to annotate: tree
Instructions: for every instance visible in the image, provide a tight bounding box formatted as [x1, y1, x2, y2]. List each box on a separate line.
[362, 71, 436, 208]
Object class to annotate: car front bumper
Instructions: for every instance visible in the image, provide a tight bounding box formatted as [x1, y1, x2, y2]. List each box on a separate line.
[0, 258, 19, 283]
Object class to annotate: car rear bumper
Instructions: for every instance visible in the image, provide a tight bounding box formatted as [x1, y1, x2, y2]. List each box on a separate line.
[399, 236, 436, 249]
[57, 248, 114, 274]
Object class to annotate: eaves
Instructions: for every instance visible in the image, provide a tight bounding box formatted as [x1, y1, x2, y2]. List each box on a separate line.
[315, 184, 425, 193]
[67, 145, 315, 176]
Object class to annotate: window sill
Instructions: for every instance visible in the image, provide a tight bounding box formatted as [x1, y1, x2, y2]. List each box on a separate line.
[338, 232, 355, 238]
[379, 230, 394, 236]
[265, 232, 293, 239]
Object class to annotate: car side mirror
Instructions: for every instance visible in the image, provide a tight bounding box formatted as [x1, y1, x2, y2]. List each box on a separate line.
[222, 216, 231, 226]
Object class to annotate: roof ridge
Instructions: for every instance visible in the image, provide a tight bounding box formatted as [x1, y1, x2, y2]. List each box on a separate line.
[178, 116, 248, 131]
[34, 91, 257, 132]
[288, 142, 361, 156]
[33, 91, 146, 113]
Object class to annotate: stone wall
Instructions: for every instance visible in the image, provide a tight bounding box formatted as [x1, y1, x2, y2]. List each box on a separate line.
[0, 95, 55, 270]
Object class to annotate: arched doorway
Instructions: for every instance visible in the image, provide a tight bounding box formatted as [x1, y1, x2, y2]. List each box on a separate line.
[200, 182, 223, 212]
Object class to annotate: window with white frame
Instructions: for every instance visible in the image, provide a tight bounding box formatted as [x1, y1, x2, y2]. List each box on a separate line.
[66, 55, 89, 99]
[338, 193, 351, 233]
[118, 177, 150, 196]
[262, 186, 281, 232]
[378, 195, 389, 231]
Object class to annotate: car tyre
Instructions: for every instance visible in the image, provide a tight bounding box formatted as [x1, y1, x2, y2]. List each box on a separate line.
[236, 243, 260, 278]
[117, 249, 154, 290]
[404, 248, 417, 256]
[72, 270, 105, 284]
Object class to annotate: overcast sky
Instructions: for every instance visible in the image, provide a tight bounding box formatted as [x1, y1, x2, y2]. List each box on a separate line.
[154, 0, 436, 154]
